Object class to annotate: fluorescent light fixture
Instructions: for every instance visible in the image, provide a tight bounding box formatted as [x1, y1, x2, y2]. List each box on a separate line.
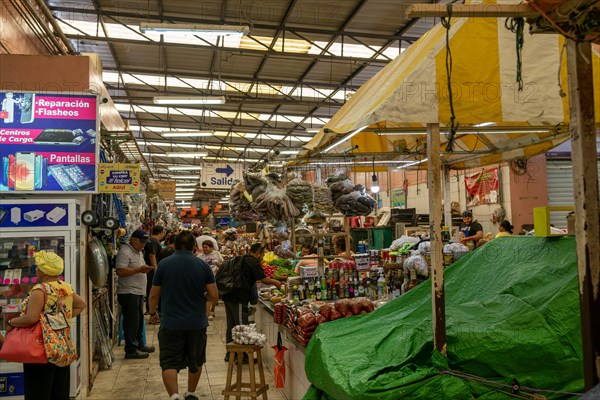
[280, 150, 299, 155]
[176, 188, 197, 192]
[323, 125, 369, 153]
[162, 131, 214, 137]
[474, 122, 496, 127]
[166, 152, 208, 158]
[167, 166, 203, 171]
[169, 175, 202, 179]
[218, 200, 229, 204]
[176, 183, 198, 187]
[140, 22, 250, 36]
[153, 96, 226, 105]
[397, 158, 428, 169]
[305, 129, 320, 133]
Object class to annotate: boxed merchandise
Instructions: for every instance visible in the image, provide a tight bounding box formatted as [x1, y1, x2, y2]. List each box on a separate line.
[299, 266, 318, 278]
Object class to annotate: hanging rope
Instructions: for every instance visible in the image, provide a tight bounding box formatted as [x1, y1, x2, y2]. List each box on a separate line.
[439, 370, 583, 399]
[505, 17, 525, 92]
[440, 3, 459, 152]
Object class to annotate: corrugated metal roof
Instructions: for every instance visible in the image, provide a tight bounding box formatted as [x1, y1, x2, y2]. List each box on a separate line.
[47, 0, 441, 178]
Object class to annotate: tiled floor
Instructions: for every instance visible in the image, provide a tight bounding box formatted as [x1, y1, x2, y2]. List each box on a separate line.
[86, 304, 287, 400]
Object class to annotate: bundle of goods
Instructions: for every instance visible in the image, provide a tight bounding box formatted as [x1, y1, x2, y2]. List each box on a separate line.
[244, 171, 268, 200]
[294, 308, 318, 346]
[274, 241, 295, 259]
[302, 210, 327, 226]
[326, 174, 377, 216]
[286, 178, 314, 211]
[313, 185, 336, 215]
[444, 242, 470, 262]
[402, 251, 430, 292]
[273, 302, 287, 324]
[229, 180, 260, 222]
[232, 324, 267, 346]
[249, 172, 299, 221]
[272, 222, 290, 241]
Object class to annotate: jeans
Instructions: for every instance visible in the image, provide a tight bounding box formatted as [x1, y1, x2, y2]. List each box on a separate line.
[118, 293, 145, 353]
[23, 363, 70, 400]
[224, 301, 248, 345]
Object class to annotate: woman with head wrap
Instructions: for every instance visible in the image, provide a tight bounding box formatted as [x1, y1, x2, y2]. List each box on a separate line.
[4, 251, 86, 400]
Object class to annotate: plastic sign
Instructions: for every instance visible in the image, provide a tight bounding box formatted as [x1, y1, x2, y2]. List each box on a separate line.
[155, 180, 176, 201]
[203, 163, 242, 189]
[98, 163, 140, 193]
[0, 91, 98, 193]
[0, 203, 70, 227]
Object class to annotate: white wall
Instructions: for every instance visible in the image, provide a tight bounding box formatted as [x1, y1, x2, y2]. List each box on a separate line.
[405, 165, 512, 235]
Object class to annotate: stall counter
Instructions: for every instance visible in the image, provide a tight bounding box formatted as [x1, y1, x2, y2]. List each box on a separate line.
[255, 300, 311, 399]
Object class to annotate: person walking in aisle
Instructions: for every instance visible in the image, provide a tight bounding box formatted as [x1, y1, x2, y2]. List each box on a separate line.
[4, 251, 86, 400]
[148, 231, 218, 400]
[116, 229, 155, 359]
[222, 243, 281, 362]
[195, 227, 219, 252]
[145, 225, 166, 323]
[197, 240, 224, 321]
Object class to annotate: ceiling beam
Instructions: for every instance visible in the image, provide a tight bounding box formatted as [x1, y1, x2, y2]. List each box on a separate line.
[102, 66, 363, 90]
[49, 5, 422, 42]
[406, 3, 538, 18]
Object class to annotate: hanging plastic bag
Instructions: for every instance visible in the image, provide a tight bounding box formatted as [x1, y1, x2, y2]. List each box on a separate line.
[271, 332, 288, 388]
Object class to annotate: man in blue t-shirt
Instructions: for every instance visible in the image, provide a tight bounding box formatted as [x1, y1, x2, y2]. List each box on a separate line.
[149, 231, 218, 400]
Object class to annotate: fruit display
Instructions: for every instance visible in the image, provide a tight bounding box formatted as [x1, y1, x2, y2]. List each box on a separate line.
[262, 257, 298, 280]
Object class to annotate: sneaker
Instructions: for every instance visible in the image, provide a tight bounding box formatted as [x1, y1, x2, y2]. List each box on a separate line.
[125, 350, 149, 359]
[184, 395, 199, 400]
[138, 345, 155, 353]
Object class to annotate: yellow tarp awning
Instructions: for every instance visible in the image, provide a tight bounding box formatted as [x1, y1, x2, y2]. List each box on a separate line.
[304, 0, 600, 169]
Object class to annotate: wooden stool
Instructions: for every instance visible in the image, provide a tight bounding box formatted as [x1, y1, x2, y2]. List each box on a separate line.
[223, 343, 269, 400]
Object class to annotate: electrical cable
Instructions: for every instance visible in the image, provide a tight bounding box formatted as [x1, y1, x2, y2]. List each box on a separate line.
[505, 17, 525, 91]
[440, 3, 459, 153]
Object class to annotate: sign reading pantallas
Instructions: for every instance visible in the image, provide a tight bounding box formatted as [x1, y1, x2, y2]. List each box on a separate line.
[203, 163, 242, 189]
[98, 163, 140, 193]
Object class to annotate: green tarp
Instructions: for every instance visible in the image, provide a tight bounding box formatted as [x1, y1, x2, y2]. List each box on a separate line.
[304, 236, 583, 399]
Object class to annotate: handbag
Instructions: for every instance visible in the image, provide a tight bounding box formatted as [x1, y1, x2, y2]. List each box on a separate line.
[0, 288, 48, 364]
[39, 283, 77, 367]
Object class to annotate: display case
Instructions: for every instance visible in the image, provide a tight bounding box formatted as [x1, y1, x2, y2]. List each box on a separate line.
[0, 198, 84, 399]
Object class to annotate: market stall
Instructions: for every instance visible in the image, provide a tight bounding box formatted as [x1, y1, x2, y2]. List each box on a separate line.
[288, 0, 599, 396]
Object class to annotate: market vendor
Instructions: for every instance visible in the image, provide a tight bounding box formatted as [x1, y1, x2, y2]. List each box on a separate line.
[332, 235, 353, 257]
[495, 220, 514, 238]
[294, 244, 319, 274]
[459, 210, 484, 250]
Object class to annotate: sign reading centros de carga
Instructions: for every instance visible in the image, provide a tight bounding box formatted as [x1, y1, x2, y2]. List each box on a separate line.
[0, 92, 98, 193]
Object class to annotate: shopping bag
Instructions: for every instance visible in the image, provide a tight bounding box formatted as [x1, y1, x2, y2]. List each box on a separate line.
[0, 322, 48, 364]
[271, 332, 288, 389]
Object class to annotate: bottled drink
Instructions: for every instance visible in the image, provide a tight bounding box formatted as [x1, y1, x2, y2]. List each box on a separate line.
[377, 268, 386, 300]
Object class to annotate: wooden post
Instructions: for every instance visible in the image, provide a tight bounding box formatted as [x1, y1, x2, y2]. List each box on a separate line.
[566, 39, 600, 388]
[344, 217, 351, 258]
[443, 166, 452, 229]
[427, 123, 447, 355]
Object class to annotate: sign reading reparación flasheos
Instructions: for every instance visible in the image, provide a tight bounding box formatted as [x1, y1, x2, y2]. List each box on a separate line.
[0, 91, 99, 193]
